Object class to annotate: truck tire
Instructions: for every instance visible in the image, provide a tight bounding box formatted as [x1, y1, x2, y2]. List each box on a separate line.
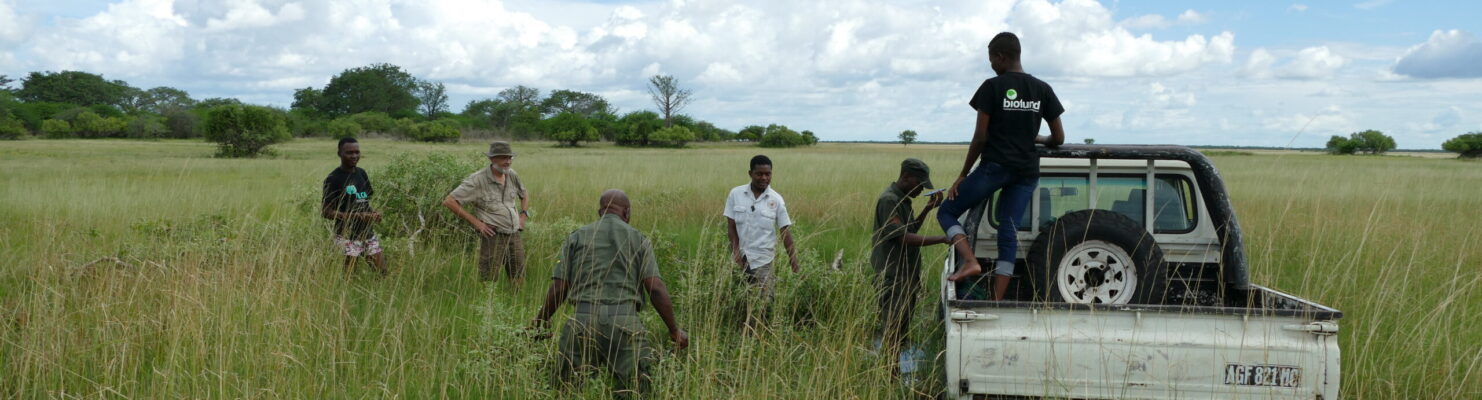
[1025, 210, 1169, 305]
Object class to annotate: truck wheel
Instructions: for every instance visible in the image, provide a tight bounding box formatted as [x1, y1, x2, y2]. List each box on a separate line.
[1026, 210, 1169, 305]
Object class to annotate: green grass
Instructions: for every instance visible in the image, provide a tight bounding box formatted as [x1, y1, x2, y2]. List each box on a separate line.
[1, 139, 1478, 398]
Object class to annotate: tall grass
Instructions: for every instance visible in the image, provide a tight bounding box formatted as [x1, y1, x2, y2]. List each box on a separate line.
[1, 139, 1477, 398]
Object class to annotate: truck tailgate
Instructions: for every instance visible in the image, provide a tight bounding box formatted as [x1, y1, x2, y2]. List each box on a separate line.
[944, 286, 1342, 399]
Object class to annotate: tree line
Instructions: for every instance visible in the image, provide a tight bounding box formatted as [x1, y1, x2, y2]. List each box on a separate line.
[0, 64, 819, 156]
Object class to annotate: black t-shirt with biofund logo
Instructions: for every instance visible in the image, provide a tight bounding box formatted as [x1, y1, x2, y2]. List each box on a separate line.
[323, 167, 375, 239]
[968, 72, 1065, 176]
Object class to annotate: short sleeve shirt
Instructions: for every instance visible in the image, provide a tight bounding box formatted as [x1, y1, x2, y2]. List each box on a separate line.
[723, 185, 793, 270]
[448, 167, 527, 234]
[871, 183, 921, 280]
[969, 72, 1065, 176]
[551, 214, 662, 307]
[323, 167, 375, 240]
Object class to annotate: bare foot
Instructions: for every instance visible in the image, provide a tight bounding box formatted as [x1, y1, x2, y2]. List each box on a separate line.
[947, 260, 983, 281]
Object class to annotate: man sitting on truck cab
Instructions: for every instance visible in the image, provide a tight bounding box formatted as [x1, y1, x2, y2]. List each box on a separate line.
[938, 32, 1066, 300]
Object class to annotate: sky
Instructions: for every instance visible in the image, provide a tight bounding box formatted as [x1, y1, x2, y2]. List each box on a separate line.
[2, 0, 1480, 148]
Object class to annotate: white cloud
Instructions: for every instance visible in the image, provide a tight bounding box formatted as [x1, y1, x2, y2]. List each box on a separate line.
[1120, 14, 1168, 30]
[1262, 105, 1356, 135]
[1278, 46, 1347, 79]
[1288, 4, 1308, 12]
[204, 1, 304, 32]
[1176, 10, 1207, 24]
[1412, 106, 1463, 133]
[1245, 46, 1346, 80]
[1354, 0, 1391, 10]
[30, 0, 188, 75]
[1241, 48, 1276, 78]
[0, 0, 31, 44]
[1013, 1, 1234, 77]
[1392, 29, 1482, 79]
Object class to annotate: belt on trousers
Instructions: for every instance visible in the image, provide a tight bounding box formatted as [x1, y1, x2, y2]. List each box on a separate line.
[573, 302, 639, 315]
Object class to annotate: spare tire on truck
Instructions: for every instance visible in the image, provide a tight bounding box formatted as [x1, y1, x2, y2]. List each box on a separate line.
[1025, 209, 1169, 305]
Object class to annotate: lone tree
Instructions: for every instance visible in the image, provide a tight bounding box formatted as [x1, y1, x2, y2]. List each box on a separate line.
[203, 105, 291, 158]
[899, 129, 917, 145]
[1442, 132, 1482, 159]
[317, 63, 420, 118]
[1326, 130, 1395, 155]
[1084, 138, 1095, 145]
[415, 80, 449, 120]
[647, 75, 692, 127]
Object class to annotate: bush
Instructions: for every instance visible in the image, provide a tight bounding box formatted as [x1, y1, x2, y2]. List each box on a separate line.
[9, 102, 72, 131]
[1443, 132, 1482, 159]
[125, 115, 168, 139]
[203, 105, 292, 157]
[1326, 130, 1395, 155]
[758, 124, 814, 148]
[648, 125, 695, 147]
[348, 112, 396, 134]
[164, 110, 201, 138]
[327, 119, 362, 139]
[41, 119, 74, 138]
[543, 112, 598, 147]
[0, 115, 27, 139]
[372, 152, 482, 250]
[399, 119, 460, 142]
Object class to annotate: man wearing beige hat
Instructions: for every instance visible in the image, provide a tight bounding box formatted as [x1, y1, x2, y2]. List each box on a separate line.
[443, 141, 530, 284]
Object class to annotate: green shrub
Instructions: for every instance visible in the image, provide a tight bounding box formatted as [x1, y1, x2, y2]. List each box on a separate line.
[543, 112, 598, 147]
[1442, 132, 1482, 159]
[0, 115, 27, 139]
[9, 102, 72, 131]
[41, 119, 74, 138]
[401, 119, 461, 142]
[125, 115, 169, 139]
[348, 112, 396, 134]
[648, 125, 695, 147]
[372, 152, 482, 249]
[203, 104, 292, 157]
[759, 124, 813, 148]
[164, 110, 201, 138]
[327, 119, 362, 139]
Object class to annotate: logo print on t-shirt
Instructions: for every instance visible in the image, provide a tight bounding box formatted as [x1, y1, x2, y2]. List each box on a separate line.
[346, 185, 368, 200]
[1002, 88, 1041, 112]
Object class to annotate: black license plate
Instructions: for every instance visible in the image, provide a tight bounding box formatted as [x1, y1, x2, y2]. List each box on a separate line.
[1224, 364, 1301, 387]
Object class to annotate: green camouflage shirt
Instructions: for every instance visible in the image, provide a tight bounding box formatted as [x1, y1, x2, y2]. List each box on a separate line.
[871, 183, 921, 280]
[552, 214, 662, 306]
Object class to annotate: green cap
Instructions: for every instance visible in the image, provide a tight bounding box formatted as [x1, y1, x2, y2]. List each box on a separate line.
[901, 158, 933, 189]
[485, 141, 516, 158]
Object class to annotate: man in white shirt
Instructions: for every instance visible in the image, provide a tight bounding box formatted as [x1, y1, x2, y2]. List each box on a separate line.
[724, 155, 801, 297]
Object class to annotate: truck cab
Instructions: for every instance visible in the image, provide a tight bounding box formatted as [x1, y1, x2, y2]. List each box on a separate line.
[942, 145, 1342, 399]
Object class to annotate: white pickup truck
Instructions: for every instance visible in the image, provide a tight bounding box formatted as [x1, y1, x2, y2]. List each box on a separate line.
[940, 145, 1343, 399]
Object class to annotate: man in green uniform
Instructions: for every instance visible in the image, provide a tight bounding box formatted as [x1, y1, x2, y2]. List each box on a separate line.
[872, 158, 949, 365]
[531, 189, 689, 397]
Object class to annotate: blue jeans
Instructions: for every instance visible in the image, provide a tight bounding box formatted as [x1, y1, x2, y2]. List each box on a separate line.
[936, 161, 1038, 276]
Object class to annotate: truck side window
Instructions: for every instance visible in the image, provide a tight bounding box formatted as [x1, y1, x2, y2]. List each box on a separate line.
[987, 175, 1089, 231]
[1152, 176, 1197, 233]
[1096, 177, 1147, 225]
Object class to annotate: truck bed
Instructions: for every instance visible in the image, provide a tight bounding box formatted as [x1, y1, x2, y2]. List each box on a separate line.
[943, 282, 1343, 399]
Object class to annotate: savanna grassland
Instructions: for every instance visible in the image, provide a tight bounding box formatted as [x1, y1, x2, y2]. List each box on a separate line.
[1, 139, 1478, 399]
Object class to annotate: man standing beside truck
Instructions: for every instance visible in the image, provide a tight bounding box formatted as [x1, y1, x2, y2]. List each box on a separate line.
[937, 32, 1066, 300]
[871, 158, 948, 366]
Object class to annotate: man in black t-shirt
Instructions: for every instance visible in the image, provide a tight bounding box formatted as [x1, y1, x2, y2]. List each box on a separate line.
[322, 138, 388, 275]
[936, 32, 1066, 300]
